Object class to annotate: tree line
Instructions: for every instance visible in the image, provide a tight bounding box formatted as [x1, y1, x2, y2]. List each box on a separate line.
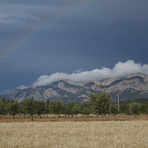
[0, 91, 148, 118]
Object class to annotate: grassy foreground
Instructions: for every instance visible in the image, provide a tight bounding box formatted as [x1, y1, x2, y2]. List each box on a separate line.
[0, 121, 148, 148]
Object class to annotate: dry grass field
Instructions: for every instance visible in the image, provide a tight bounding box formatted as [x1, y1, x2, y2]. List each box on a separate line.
[0, 121, 148, 148]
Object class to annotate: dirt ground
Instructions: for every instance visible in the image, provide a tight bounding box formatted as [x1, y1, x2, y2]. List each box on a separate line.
[0, 114, 148, 122]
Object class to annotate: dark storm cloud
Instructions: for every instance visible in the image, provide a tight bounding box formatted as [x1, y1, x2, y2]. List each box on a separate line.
[0, 0, 148, 94]
[0, 0, 82, 5]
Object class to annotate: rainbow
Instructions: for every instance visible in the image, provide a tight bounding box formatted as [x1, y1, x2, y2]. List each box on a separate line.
[0, 0, 92, 67]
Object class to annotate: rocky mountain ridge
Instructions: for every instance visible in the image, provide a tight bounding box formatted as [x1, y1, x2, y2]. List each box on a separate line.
[1, 73, 148, 103]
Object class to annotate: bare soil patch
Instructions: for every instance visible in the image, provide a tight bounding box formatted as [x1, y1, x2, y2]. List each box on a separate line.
[0, 114, 148, 122]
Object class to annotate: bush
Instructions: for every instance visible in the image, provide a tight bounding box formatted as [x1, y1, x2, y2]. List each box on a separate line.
[111, 104, 119, 115]
[127, 101, 141, 115]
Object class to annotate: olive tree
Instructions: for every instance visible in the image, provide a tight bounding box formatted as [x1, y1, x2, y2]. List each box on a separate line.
[8, 100, 19, 119]
[89, 91, 112, 115]
[22, 97, 36, 120]
[128, 100, 141, 115]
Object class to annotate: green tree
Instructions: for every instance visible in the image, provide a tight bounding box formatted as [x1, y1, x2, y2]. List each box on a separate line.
[128, 100, 141, 115]
[111, 104, 119, 115]
[64, 102, 78, 116]
[49, 100, 64, 114]
[48, 101, 55, 114]
[22, 97, 36, 120]
[4, 99, 14, 114]
[141, 103, 148, 114]
[120, 104, 129, 114]
[89, 91, 112, 115]
[19, 102, 27, 118]
[55, 100, 64, 114]
[34, 100, 46, 117]
[0, 98, 6, 115]
[80, 103, 91, 115]
[71, 103, 80, 116]
[8, 100, 19, 118]
[45, 99, 51, 114]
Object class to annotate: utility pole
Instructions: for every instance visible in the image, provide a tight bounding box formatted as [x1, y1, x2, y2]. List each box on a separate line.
[117, 91, 120, 111]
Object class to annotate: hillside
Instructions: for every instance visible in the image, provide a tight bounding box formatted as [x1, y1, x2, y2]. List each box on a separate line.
[1, 73, 148, 103]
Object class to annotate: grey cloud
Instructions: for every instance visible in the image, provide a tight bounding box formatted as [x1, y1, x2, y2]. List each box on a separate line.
[0, 3, 79, 26]
[0, 0, 83, 5]
[17, 85, 29, 90]
[0, 5, 43, 25]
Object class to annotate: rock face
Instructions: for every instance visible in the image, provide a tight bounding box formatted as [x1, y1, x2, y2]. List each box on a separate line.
[1, 73, 148, 103]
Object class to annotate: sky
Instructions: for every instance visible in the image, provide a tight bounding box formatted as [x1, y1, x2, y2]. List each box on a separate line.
[0, 0, 148, 94]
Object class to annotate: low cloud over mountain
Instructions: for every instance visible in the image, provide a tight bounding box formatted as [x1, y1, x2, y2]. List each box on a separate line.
[33, 60, 148, 87]
[2, 73, 148, 103]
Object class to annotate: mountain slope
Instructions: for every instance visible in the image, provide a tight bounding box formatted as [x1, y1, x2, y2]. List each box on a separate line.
[1, 73, 148, 103]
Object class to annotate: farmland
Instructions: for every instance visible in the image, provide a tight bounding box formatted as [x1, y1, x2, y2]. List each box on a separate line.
[0, 119, 148, 148]
[0, 93, 148, 148]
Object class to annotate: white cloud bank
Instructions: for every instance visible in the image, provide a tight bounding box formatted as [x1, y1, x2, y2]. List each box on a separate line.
[33, 60, 148, 87]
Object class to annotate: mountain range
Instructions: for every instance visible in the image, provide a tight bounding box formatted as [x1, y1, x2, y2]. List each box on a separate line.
[1, 73, 148, 103]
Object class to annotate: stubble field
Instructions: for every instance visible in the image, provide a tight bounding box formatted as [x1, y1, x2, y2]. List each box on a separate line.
[0, 120, 148, 148]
